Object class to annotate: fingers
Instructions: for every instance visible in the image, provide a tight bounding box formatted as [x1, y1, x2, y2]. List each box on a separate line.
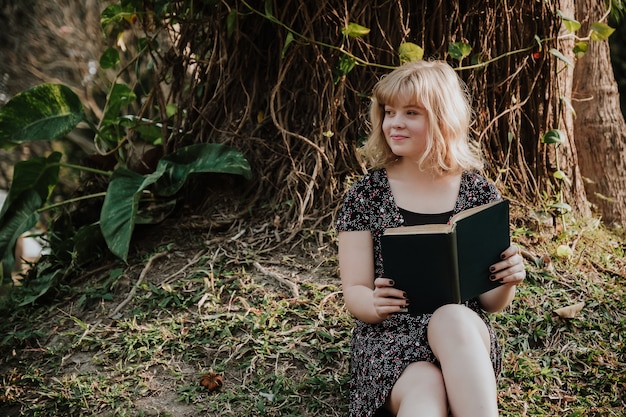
[374, 277, 396, 288]
[490, 245, 526, 284]
[373, 277, 409, 319]
[500, 244, 520, 260]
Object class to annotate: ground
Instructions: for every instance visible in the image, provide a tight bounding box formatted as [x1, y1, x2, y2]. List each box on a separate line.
[0, 206, 625, 416]
[0, 209, 350, 417]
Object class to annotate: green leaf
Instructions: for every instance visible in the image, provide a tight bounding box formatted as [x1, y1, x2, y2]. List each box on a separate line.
[100, 166, 165, 261]
[101, 4, 135, 30]
[165, 103, 178, 119]
[264, 0, 273, 17]
[226, 9, 237, 38]
[1, 152, 62, 215]
[590, 22, 615, 41]
[398, 42, 424, 64]
[448, 42, 472, 61]
[119, 115, 163, 145]
[154, 143, 252, 197]
[341, 23, 370, 38]
[100, 143, 251, 261]
[471, 53, 485, 67]
[102, 83, 136, 123]
[97, 83, 137, 149]
[100, 47, 120, 69]
[550, 202, 572, 213]
[553, 169, 571, 185]
[549, 48, 572, 66]
[15, 264, 64, 306]
[336, 54, 356, 79]
[573, 41, 588, 58]
[557, 10, 581, 33]
[282, 32, 295, 58]
[0, 152, 61, 281]
[0, 190, 41, 282]
[0, 84, 84, 149]
[541, 129, 566, 145]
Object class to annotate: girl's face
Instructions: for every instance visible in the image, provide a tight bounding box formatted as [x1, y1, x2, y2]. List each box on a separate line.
[381, 96, 430, 160]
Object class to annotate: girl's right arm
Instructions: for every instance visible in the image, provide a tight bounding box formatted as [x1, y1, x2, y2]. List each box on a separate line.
[338, 230, 408, 323]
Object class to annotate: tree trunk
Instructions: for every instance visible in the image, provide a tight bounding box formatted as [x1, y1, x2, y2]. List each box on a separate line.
[572, 0, 626, 226]
[546, 0, 592, 220]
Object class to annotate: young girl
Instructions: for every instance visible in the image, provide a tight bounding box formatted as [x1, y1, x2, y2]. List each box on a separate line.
[336, 60, 526, 417]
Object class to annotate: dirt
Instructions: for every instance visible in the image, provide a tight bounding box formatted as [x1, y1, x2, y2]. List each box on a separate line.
[0, 206, 340, 416]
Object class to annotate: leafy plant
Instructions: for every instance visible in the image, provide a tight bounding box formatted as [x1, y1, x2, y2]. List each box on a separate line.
[0, 81, 251, 301]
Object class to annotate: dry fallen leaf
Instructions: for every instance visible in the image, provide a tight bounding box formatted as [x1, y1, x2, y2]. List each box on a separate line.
[200, 372, 224, 392]
[554, 301, 585, 318]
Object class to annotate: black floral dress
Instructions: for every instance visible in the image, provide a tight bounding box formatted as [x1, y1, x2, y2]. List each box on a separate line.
[336, 168, 503, 417]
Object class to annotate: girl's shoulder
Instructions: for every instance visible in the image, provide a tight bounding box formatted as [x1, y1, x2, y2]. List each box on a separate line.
[459, 171, 501, 206]
[346, 168, 388, 194]
[462, 170, 496, 189]
[337, 169, 395, 231]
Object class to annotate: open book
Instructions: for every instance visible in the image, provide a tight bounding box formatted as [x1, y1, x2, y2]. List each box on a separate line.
[381, 199, 510, 315]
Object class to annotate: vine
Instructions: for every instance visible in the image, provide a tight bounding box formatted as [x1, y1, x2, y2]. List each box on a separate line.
[156, 0, 561, 223]
[541, 4, 619, 227]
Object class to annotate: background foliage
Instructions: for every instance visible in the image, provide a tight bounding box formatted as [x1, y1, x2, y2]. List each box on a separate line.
[154, 0, 561, 223]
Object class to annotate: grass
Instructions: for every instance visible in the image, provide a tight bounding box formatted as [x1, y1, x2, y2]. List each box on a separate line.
[0, 212, 625, 416]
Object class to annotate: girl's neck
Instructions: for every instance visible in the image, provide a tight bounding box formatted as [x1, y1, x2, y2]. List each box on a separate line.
[388, 156, 459, 180]
[386, 158, 462, 214]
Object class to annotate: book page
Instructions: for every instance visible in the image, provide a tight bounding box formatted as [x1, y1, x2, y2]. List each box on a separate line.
[383, 223, 453, 235]
[450, 199, 503, 223]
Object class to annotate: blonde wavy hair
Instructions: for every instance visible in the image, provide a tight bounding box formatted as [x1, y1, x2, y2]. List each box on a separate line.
[360, 60, 484, 174]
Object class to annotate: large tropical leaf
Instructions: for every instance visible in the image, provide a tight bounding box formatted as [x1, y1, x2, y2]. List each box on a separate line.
[14, 262, 65, 306]
[154, 143, 252, 197]
[0, 152, 62, 217]
[100, 143, 251, 261]
[102, 83, 136, 124]
[0, 153, 61, 281]
[0, 84, 84, 149]
[0, 191, 41, 282]
[96, 83, 137, 150]
[100, 165, 165, 262]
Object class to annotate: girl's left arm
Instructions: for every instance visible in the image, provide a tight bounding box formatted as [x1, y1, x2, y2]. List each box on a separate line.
[479, 245, 526, 313]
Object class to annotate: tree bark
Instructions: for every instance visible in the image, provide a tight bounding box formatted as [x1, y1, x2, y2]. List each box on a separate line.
[572, 0, 626, 226]
[548, 0, 592, 219]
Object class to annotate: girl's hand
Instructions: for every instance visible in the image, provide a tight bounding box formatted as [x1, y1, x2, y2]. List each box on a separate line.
[489, 245, 525, 286]
[373, 277, 409, 320]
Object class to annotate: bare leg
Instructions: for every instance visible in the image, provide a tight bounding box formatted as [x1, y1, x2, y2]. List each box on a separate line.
[386, 361, 448, 417]
[427, 304, 499, 417]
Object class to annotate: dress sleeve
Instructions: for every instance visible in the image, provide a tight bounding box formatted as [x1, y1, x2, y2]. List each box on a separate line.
[336, 179, 372, 232]
[457, 171, 502, 211]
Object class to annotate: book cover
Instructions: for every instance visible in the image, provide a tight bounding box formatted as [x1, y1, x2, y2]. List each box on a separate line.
[381, 199, 510, 315]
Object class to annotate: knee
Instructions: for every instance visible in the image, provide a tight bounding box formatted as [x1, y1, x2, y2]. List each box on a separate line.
[430, 304, 475, 330]
[428, 304, 489, 349]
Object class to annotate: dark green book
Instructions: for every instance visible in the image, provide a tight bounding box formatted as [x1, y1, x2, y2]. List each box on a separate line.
[381, 199, 510, 315]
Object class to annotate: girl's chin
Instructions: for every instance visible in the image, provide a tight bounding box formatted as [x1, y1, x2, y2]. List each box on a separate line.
[389, 149, 419, 158]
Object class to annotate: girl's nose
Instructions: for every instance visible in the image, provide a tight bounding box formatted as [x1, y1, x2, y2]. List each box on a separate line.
[391, 115, 405, 127]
